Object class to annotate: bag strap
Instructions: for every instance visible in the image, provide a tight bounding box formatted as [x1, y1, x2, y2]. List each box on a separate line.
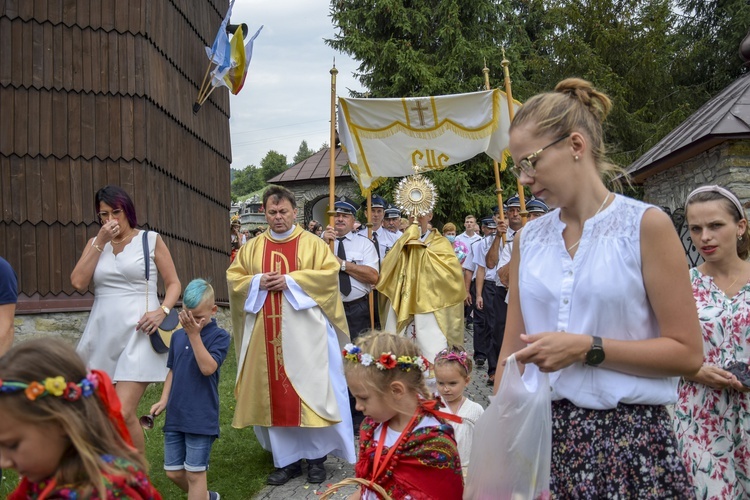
[142, 230, 150, 281]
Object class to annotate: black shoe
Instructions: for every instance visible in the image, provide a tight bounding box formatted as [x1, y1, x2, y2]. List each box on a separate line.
[486, 374, 495, 386]
[307, 462, 327, 483]
[475, 358, 486, 367]
[267, 461, 302, 485]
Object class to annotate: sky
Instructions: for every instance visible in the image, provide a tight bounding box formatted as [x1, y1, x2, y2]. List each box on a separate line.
[226, 0, 364, 170]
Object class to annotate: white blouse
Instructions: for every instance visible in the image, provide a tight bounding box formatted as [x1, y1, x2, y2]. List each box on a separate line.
[518, 194, 679, 409]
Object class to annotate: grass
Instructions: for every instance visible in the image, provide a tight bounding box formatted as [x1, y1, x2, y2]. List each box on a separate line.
[0, 342, 274, 499]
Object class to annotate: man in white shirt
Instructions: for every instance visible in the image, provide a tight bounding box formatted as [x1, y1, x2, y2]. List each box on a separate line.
[323, 197, 380, 432]
[456, 214, 483, 339]
[323, 198, 380, 339]
[463, 217, 496, 367]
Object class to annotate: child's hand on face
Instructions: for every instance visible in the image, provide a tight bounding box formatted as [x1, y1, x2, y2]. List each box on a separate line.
[178, 310, 206, 336]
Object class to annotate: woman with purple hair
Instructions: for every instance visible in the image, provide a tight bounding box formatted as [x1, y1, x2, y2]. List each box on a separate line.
[71, 185, 181, 453]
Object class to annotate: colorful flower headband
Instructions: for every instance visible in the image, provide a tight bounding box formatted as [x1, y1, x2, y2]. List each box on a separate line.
[343, 343, 430, 372]
[0, 373, 99, 402]
[435, 349, 469, 372]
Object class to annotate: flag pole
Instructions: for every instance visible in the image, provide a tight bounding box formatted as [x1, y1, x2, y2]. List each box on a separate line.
[483, 60, 506, 245]
[196, 62, 213, 105]
[366, 194, 375, 330]
[328, 60, 338, 252]
[501, 48, 527, 226]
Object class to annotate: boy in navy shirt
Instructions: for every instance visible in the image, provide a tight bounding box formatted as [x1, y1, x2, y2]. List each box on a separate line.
[151, 279, 231, 500]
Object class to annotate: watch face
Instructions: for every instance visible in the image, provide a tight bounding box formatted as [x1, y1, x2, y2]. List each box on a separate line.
[586, 348, 605, 366]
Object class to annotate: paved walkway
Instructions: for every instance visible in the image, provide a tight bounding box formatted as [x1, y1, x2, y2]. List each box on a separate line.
[254, 324, 493, 499]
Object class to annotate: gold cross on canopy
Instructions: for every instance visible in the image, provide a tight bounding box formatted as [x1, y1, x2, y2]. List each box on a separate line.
[411, 100, 428, 126]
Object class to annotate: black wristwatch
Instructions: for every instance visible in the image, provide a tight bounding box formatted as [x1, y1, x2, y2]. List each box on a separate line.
[585, 336, 605, 366]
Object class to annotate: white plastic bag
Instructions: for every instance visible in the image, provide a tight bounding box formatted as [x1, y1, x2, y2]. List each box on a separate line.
[464, 354, 551, 500]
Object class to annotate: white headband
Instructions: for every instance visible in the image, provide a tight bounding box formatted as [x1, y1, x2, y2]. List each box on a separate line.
[685, 185, 746, 219]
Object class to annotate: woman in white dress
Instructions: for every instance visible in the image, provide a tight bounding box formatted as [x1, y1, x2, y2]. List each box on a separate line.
[71, 185, 180, 453]
[496, 78, 703, 497]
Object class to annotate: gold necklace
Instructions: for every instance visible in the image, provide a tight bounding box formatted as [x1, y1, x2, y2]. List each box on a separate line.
[112, 228, 135, 245]
[566, 192, 612, 253]
[718, 274, 741, 296]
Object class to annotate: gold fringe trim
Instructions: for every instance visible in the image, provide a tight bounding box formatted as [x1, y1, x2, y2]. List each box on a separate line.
[500, 149, 512, 172]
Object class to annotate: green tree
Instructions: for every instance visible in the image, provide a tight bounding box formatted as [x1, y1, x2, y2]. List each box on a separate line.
[231, 165, 264, 199]
[260, 151, 288, 181]
[328, 0, 515, 97]
[524, 0, 692, 166]
[672, 0, 750, 103]
[293, 140, 316, 164]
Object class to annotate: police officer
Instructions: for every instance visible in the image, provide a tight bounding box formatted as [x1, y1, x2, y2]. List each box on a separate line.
[383, 205, 403, 237]
[526, 198, 550, 221]
[323, 197, 379, 431]
[323, 197, 380, 339]
[359, 195, 398, 261]
[474, 216, 503, 383]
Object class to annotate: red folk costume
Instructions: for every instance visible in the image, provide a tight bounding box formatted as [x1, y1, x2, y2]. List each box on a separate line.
[9, 455, 162, 500]
[355, 400, 464, 499]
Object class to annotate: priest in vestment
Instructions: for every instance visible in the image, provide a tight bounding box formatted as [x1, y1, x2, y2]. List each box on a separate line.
[227, 186, 355, 485]
[377, 211, 466, 365]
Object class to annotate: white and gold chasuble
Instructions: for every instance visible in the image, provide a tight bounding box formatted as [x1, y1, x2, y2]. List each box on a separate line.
[227, 225, 349, 429]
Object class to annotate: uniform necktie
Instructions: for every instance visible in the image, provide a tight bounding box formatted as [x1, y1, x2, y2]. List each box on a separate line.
[337, 237, 352, 296]
[372, 230, 381, 260]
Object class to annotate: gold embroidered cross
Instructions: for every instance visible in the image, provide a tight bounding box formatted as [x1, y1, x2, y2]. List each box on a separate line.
[411, 100, 428, 126]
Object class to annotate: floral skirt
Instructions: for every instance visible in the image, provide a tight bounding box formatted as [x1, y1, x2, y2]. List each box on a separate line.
[550, 399, 693, 499]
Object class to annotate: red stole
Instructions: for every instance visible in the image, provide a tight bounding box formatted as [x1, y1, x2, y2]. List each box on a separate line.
[262, 234, 302, 426]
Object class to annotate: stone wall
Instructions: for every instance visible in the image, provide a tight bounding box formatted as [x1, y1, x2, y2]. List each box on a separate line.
[643, 140, 750, 215]
[13, 307, 234, 348]
[291, 179, 361, 223]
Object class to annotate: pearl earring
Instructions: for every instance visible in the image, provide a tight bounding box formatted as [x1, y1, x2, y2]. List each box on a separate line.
[574, 155, 579, 161]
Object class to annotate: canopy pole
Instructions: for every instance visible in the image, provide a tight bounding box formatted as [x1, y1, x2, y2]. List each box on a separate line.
[501, 48, 527, 226]
[328, 60, 338, 251]
[366, 194, 375, 330]
[483, 60, 506, 244]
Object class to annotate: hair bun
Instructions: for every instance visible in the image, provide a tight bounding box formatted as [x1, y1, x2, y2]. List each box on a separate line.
[554, 78, 612, 122]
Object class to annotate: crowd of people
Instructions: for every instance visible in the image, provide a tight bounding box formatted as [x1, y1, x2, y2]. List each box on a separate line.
[0, 78, 748, 499]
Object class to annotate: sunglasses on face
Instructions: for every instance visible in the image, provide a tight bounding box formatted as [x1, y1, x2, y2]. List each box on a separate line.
[510, 134, 570, 178]
[98, 209, 124, 221]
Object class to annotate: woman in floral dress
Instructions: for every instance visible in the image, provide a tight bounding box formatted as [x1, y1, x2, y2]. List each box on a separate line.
[674, 185, 750, 499]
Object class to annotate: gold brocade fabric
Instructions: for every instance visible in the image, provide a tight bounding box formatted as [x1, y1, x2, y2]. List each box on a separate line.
[226, 226, 349, 428]
[376, 225, 465, 346]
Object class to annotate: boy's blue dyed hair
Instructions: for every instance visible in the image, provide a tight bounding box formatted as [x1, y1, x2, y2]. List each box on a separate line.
[183, 279, 214, 309]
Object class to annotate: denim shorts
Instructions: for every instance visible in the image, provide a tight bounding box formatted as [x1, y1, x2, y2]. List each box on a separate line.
[164, 431, 216, 472]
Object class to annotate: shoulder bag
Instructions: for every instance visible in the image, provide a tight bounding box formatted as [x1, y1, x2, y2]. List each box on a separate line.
[142, 231, 180, 354]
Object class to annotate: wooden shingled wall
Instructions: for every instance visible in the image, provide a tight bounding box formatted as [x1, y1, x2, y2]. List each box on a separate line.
[0, 0, 233, 311]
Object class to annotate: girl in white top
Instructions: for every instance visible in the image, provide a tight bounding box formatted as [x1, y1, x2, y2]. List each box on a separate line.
[497, 78, 703, 497]
[434, 346, 484, 477]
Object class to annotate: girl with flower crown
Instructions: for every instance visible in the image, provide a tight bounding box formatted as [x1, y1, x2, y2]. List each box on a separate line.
[434, 345, 484, 478]
[0, 339, 161, 499]
[328, 331, 463, 499]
